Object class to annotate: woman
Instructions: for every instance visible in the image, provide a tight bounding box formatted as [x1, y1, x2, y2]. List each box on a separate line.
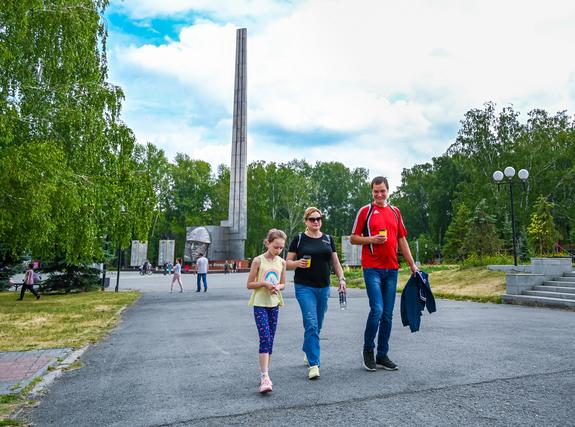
[18, 263, 40, 300]
[286, 207, 346, 380]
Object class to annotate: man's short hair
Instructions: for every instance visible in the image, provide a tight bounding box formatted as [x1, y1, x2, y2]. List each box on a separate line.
[371, 176, 389, 189]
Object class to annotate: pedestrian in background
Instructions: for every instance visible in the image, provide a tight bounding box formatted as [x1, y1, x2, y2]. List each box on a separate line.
[196, 253, 209, 292]
[286, 207, 346, 380]
[247, 229, 287, 393]
[18, 263, 40, 300]
[170, 258, 183, 293]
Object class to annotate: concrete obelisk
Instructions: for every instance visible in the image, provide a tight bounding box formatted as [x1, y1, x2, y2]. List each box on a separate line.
[221, 28, 247, 260]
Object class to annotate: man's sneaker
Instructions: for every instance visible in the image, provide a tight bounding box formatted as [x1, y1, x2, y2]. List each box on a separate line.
[376, 354, 399, 371]
[259, 377, 273, 393]
[304, 354, 309, 367]
[308, 365, 320, 380]
[362, 349, 377, 371]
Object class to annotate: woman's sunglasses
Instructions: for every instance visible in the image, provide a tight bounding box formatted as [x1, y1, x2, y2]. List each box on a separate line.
[307, 216, 323, 222]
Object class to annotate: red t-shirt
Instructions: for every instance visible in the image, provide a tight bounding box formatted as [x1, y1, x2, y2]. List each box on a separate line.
[351, 203, 407, 269]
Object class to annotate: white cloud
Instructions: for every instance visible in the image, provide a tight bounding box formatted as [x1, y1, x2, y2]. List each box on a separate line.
[109, 0, 575, 186]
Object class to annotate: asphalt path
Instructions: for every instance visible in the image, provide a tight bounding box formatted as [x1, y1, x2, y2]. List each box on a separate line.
[29, 271, 575, 426]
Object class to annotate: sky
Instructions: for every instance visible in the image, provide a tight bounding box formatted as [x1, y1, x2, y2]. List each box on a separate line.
[105, 0, 575, 188]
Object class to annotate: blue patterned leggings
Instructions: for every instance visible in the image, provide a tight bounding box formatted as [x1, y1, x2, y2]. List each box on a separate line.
[254, 306, 279, 354]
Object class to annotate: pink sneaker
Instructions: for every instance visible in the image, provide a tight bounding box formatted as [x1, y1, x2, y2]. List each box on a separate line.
[259, 377, 273, 394]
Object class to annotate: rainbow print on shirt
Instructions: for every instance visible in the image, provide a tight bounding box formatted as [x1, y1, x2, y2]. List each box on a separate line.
[263, 269, 279, 285]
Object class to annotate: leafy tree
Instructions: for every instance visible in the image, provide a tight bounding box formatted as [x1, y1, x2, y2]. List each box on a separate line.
[408, 233, 437, 264]
[164, 155, 217, 257]
[310, 161, 370, 238]
[0, 0, 154, 266]
[527, 196, 561, 255]
[244, 160, 370, 258]
[276, 160, 313, 239]
[395, 102, 575, 265]
[208, 164, 230, 225]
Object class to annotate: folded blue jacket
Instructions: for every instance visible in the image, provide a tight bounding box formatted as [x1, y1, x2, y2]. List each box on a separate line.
[400, 271, 436, 333]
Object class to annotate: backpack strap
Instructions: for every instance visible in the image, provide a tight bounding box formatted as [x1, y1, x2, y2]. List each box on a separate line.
[389, 205, 400, 238]
[296, 232, 303, 250]
[362, 204, 376, 254]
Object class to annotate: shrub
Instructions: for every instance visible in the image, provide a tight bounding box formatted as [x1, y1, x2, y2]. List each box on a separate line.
[40, 261, 101, 293]
[461, 253, 515, 267]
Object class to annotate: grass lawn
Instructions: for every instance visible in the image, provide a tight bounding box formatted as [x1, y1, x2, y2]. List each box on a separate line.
[333, 264, 506, 303]
[0, 291, 140, 422]
[0, 291, 140, 351]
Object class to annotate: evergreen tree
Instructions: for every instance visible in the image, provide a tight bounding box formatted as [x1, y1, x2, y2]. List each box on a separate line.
[442, 204, 471, 261]
[527, 196, 561, 255]
[462, 199, 502, 258]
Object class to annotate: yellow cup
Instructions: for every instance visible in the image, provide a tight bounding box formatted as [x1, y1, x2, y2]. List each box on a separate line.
[303, 255, 311, 267]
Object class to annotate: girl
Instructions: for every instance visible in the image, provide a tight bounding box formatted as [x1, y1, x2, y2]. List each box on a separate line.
[247, 229, 287, 394]
[171, 258, 183, 293]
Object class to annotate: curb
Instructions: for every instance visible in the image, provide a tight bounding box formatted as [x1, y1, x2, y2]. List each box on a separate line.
[27, 345, 89, 399]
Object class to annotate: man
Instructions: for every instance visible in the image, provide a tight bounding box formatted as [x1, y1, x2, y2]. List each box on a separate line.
[196, 253, 209, 292]
[350, 176, 417, 372]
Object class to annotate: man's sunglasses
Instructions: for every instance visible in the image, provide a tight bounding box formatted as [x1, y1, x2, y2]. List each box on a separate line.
[307, 216, 323, 222]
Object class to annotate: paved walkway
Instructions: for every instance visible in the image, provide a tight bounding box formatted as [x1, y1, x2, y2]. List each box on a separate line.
[6, 272, 575, 426]
[0, 348, 72, 395]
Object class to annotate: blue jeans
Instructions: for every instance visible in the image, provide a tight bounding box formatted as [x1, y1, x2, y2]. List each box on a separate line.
[294, 284, 330, 367]
[197, 273, 207, 291]
[363, 268, 398, 358]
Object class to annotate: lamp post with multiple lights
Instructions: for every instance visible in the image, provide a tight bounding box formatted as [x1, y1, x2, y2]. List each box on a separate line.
[492, 167, 529, 266]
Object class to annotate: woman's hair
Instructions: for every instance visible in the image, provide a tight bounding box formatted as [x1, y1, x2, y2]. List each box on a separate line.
[263, 228, 287, 245]
[303, 206, 322, 221]
[28, 263, 34, 269]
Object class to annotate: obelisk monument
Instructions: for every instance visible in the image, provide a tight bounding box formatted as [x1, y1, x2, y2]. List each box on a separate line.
[220, 28, 247, 260]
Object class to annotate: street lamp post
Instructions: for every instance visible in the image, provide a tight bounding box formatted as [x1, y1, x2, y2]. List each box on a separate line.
[115, 206, 126, 292]
[492, 167, 529, 266]
[115, 244, 121, 292]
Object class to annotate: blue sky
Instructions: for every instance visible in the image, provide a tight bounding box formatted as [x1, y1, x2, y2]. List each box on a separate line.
[105, 0, 575, 188]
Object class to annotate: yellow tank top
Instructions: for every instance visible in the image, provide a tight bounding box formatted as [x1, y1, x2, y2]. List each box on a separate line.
[248, 254, 284, 307]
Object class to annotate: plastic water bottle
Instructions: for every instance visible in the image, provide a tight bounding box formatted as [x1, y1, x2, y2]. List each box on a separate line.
[339, 291, 347, 310]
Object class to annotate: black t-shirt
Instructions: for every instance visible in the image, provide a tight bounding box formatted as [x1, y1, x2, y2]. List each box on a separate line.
[288, 232, 336, 288]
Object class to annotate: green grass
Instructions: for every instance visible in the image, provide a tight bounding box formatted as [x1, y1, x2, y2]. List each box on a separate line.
[0, 419, 22, 426]
[0, 291, 140, 351]
[0, 290, 140, 421]
[334, 264, 506, 303]
[0, 397, 18, 406]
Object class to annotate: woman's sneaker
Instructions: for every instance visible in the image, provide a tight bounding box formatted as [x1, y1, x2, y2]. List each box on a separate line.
[308, 365, 320, 380]
[304, 354, 309, 367]
[259, 377, 273, 393]
[376, 354, 398, 370]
